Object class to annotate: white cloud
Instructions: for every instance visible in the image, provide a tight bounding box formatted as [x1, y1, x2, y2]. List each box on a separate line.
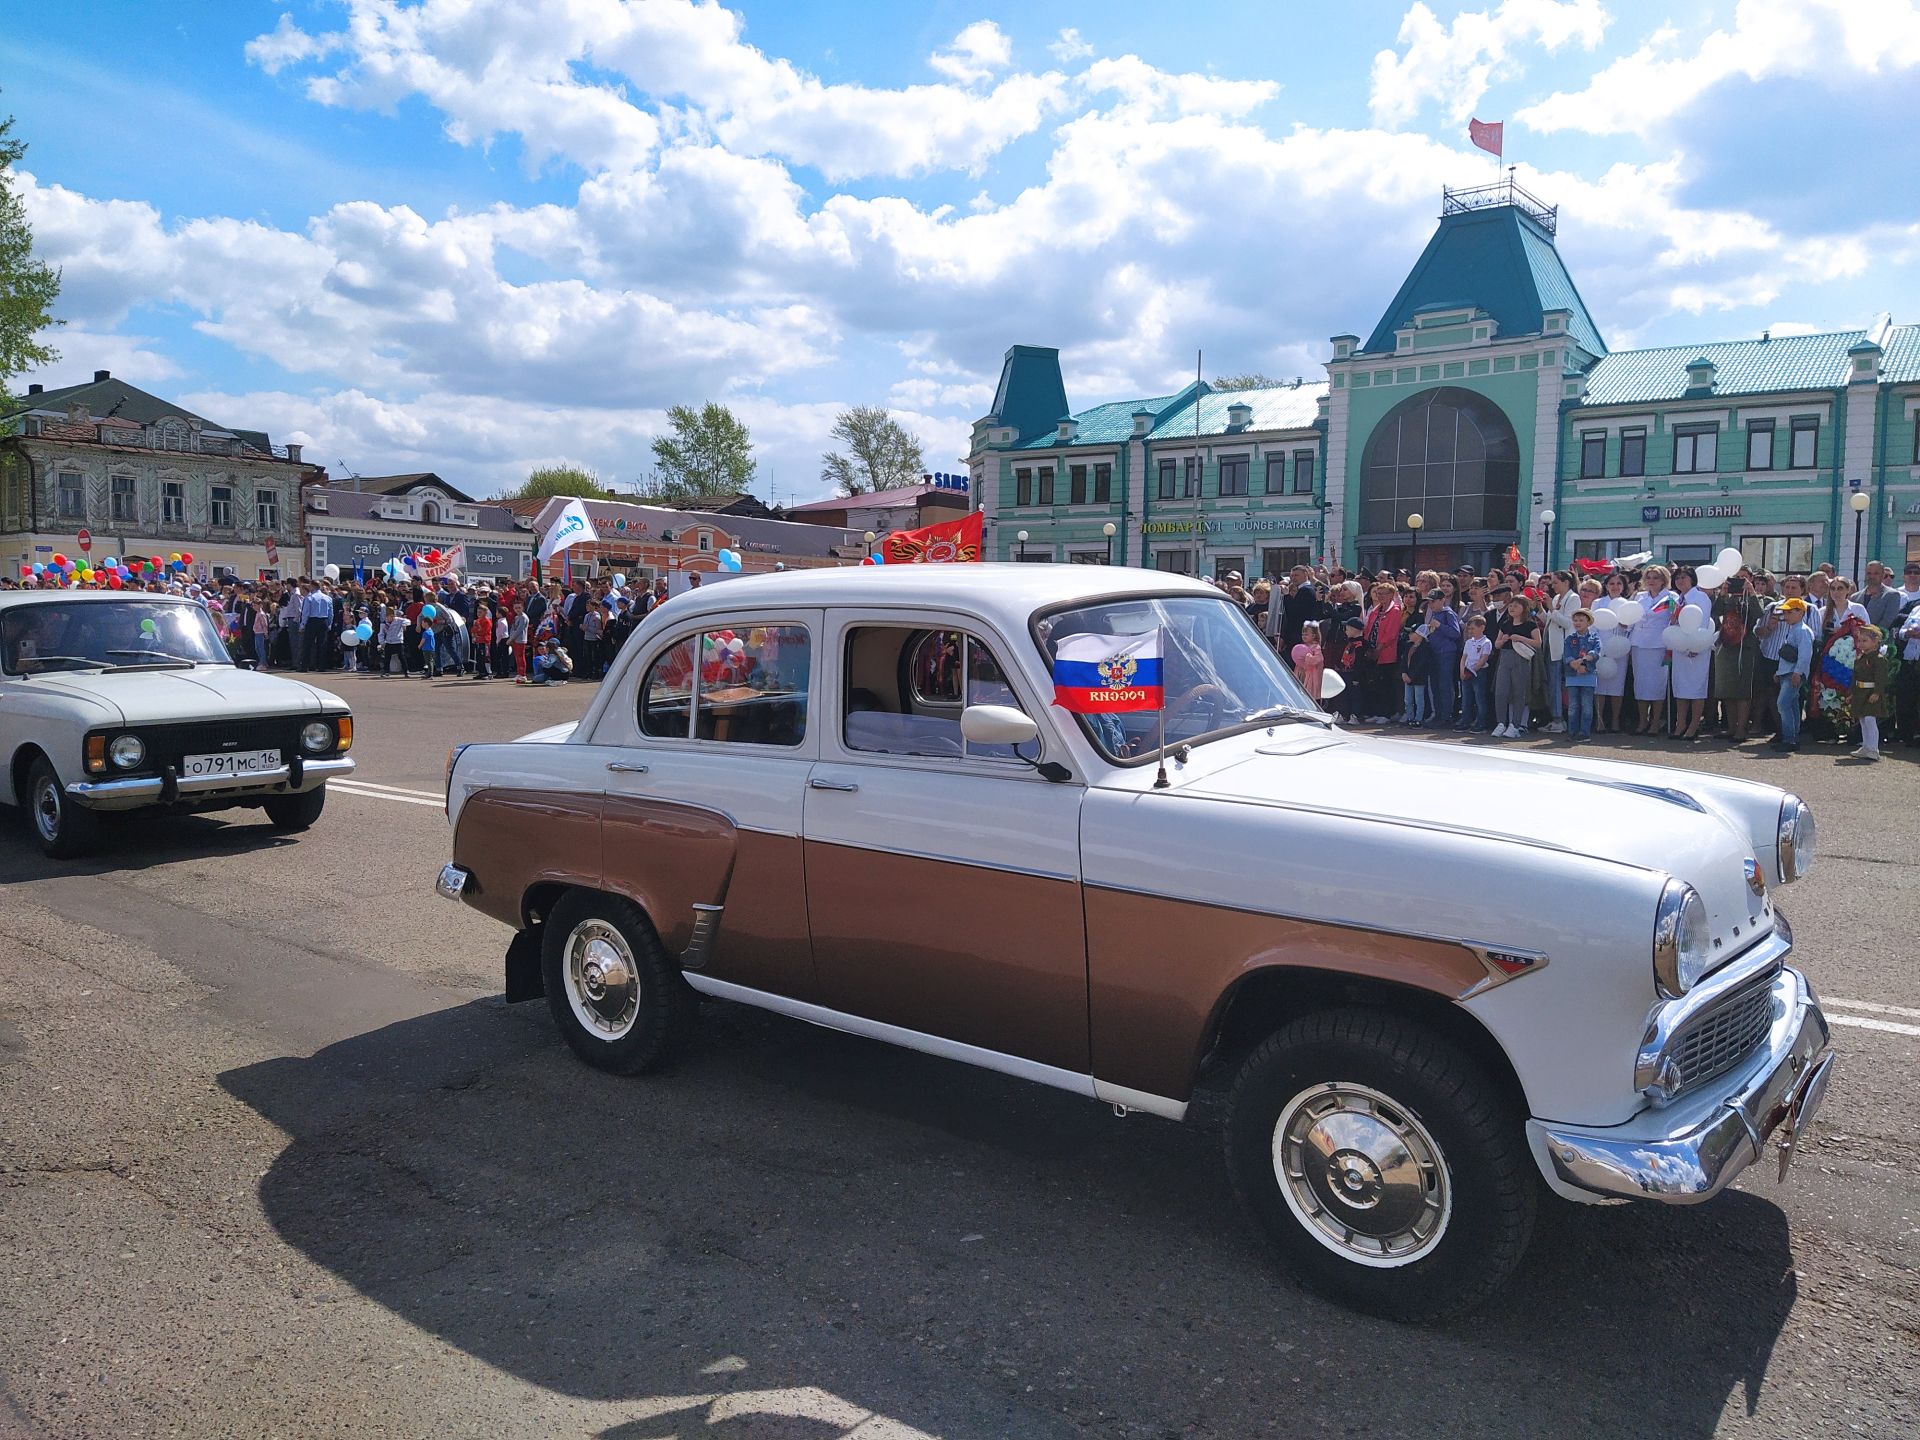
[1049, 28, 1094, 64]
[1371, 0, 1608, 127]
[242, 14, 348, 75]
[1519, 0, 1920, 136]
[929, 21, 1012, 86]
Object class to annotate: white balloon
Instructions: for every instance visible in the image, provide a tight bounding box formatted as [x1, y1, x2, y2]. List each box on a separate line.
[1696, 564, 1726, 589]
[1601, 633, 1632, 659]
[1319, 670, 1346, 702]
[1717, 547, 1745, 574]
[1662, 624, 1685, 650]
[1680, 604, 1711, 632]
[1615, 597, 1647, 624]
[339, 630, 360, 646]
[322, 563, 341, 581]
[610, 573, 628, 590]
[1597, 656, 1622, 681]
[1590, 608, 1621, 632]
[1691, 632, 1715, 655]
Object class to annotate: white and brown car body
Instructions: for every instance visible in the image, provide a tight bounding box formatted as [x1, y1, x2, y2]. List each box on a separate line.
[441, 566, 1832, 1309]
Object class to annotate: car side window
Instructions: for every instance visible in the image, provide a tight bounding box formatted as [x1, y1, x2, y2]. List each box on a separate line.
[843, 626, 1029, 760]
[637, 624, 810, 746]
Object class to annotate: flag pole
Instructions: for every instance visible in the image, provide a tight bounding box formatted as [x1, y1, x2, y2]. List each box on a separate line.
[1153, 624, 1170, 789]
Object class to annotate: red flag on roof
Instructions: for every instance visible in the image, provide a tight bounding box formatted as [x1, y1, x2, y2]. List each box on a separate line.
[880, 510, 984, 564]
[1469, 118, 1503, 157]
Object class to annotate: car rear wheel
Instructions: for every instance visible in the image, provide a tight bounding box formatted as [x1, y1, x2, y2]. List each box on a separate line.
[1224, 1007, 1537, 1322]
[263, 786, 327, 831]
[26, 757, 100, 860]
[542, 891, 694, 1074]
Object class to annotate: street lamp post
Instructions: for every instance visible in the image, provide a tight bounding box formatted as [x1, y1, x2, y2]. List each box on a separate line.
[1850, 490, 1870, 580]
[1016, 529, 1030, 562]
[1539, 508, 1556, 572]
[1406, 511, 1424, 577]
[1102, 520, 1117, 566]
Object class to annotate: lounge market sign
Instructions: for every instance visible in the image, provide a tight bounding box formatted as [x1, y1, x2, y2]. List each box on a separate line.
[1140, 516, 1317, 536]
[1642, 504, 1743, 522]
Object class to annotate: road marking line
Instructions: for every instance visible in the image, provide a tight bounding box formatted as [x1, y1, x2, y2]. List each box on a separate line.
[331, 779, 445, 801]
[331, 781, 444, 809]
[1824, 996, 1920, 1021]
[1830, 1015, 1920, 1039]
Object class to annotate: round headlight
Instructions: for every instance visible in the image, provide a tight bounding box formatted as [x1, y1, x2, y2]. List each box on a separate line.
[300, 721, 334, 753]
[1777, 796, 1815, 884]
[1653, 879, 1711, 998]
[108, 734, 145, 769]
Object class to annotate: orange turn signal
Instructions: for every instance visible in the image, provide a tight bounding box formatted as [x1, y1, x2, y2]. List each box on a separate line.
[84, 735, 107, 773]
[335, 716, 353, 753]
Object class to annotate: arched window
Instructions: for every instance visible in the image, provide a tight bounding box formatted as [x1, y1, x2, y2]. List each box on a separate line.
[1358, 387, 1520, 539]
[420, 500, 440, 524]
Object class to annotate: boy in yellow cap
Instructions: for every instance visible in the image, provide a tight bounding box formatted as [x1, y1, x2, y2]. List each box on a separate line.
[1770, 597, 1815, 752]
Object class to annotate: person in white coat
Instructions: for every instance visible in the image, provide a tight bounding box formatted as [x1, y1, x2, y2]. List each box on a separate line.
[1543, 571, 1579, 734]
[1668, 566, 1712, 739]
[1630, 564, 1678, 735]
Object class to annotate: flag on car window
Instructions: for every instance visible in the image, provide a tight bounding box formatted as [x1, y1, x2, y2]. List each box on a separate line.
[1052, 630, 1163, 713]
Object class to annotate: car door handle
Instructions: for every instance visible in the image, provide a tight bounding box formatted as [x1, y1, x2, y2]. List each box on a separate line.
[606, 762, 649, 774]
[809, 777, 858, 792]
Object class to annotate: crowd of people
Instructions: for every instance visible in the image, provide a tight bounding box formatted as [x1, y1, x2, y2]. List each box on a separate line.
[1213, 555, 1919, 760]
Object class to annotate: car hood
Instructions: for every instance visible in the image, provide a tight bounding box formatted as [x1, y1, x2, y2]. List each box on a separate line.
[1177, 730, 1774, 952]
[22, 666, 343, 726]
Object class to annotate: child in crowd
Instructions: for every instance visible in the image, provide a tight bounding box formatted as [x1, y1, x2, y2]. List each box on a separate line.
[1329, 616, 1366, 720]
[379, 609, 406, 676]
[1850, 624, 1886, 761]
[418, 617, 439, 678]
[1770, 597, 1815, 752]
[1291, 621, 1325, 707]
[1460, 614, 1492, 731]
[471, 605, 495, 681]
[1398, 624, 1432, 725]
[1562, 608, 1600, 742]
[509, 604, 530, 680]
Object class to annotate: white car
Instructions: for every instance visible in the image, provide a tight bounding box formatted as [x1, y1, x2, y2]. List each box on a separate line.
[0, 591, 355, 857]
[438, 564, 1831, 1320]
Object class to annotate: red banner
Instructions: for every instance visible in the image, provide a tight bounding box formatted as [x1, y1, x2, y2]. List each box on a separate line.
[1469, 118, 1503, 157]
[880, 511, 984, 564]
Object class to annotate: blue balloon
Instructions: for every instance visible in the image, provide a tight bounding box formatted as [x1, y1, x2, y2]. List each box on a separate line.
[30, 563, 43, 575]
[356, 621, 374, 642]
[421, 604, 437, 620]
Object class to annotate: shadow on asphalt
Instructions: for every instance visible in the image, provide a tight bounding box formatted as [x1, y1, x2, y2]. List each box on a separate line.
[221, 997, 1799, 1440]
[0, 808, 298, 884]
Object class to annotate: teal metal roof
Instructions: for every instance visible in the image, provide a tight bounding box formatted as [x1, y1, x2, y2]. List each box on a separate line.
[987, 345, 1069, 445]
[1581, 329, 1869, 406]
[1364, 204, 1606, 358]
[1010, 382, 1324, 450]
[1880, 324, 1920, 384]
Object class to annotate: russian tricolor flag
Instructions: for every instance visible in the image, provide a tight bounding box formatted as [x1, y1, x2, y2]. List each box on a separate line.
[1052, 630, 1164, 714]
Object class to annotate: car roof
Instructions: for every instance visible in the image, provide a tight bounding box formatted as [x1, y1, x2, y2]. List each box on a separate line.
[649, 563, 1220, 629]
[0, 591, 198, 609]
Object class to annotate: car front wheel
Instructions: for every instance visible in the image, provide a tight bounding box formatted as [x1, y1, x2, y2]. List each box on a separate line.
[263, 786, 327, 831]
[26, 757, 100, 859]
[541, 891, 694, 1074]
[1224, 1007, 1537, 1322]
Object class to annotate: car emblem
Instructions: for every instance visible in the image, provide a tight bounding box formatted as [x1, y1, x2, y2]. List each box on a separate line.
[1744, 858, 1766, 898]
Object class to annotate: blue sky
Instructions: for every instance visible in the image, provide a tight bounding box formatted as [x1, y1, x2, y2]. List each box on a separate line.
[10, 0, 1920, 500]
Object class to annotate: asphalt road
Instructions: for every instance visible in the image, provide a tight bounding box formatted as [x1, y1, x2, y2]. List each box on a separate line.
[1, 670, 1915, 1439]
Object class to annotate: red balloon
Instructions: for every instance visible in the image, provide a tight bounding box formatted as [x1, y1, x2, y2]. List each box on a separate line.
[107, 574, 122, 589]
[179, 551, 194, 564]
[17, 565, 29, 577]
[50, 553, 66, 567]
[150, 557, 163, 569]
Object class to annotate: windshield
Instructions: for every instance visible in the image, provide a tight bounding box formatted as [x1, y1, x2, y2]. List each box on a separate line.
[1033, 594, 1319, 762]
[1, 601, 233, 674]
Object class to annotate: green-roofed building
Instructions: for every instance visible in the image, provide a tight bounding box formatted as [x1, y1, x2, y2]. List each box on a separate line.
[973, 178, 1920, 580]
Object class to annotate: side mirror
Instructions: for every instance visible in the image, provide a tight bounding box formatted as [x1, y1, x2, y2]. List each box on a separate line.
[960, 704, 1039, 748]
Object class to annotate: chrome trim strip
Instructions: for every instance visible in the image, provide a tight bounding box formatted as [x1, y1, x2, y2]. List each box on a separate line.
[1569, 774, 1706, 813]
[1534, 966, 1832, 1204]
[681, 973, 1103, 1105]
[66, 775, 165, 805]
[811, 836, 1077, 886]
[67, 755, 353, 809]
[1637, 914, 1792, 1100]
[681, 903, 724, 971]
[1092, 1080, 1188, 1122]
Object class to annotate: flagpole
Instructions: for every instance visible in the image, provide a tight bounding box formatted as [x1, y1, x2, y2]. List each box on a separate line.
[1152, 624, 1170, 789]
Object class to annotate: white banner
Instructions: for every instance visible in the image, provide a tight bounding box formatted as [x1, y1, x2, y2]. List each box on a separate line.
[538, 499, 594, 564]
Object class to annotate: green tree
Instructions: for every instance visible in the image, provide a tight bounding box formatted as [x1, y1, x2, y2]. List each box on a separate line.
[1, 107, 62, 405]
[820, 405, 924, 496]
[648, 402, 754, 499]
[1211, 373, 1286, 390]
[513, 464, 606, 500]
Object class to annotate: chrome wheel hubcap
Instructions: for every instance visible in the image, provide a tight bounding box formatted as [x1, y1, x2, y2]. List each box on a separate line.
[1275, 1082, 1451, 1267]
[33, 777, 61, 843]
[563, 920, 640, 1040]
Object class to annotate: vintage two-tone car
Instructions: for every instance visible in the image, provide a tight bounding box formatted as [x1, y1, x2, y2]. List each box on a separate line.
[438, 566, 1831, 1319]
[0, 591, 355, 857]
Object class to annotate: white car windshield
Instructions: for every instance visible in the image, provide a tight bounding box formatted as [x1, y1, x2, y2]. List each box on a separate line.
[1033, 594, 1320, 761]
[2, 601, 232, 673]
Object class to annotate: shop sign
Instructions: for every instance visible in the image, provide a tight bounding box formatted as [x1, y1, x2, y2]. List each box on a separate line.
[1140, 515, 1316, 536]
[325, 531, 530, 574]
[1644, 504, 1742, 521]
[1906, 501, 1920, 515]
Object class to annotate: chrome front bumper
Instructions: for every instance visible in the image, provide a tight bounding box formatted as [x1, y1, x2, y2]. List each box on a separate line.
[1530, 966, 1833, 1203]
[67, 756, 356, 810]
[436, 862, 470, 901]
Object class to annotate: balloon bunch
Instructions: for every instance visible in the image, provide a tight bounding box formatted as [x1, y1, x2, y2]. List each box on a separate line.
[715, 548, 743, 573]
[699, 628, 747, 683]
[1662, 602, 1716, 657]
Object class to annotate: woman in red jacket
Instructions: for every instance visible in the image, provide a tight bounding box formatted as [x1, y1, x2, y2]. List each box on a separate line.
[1360, 581, 1404, 723]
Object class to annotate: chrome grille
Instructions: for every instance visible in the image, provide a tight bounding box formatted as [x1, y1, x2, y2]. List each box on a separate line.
[1669, 982, 1775, 1091]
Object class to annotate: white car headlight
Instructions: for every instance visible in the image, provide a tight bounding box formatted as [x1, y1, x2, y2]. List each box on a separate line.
[1653, 879, 1710, 998]
[108, 734, 145, 769]
[300, 721, 335, 753]
[1777, 796, 1815, 884]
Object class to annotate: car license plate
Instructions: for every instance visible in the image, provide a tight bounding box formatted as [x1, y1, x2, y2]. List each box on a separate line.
[182, 748, 282, 778]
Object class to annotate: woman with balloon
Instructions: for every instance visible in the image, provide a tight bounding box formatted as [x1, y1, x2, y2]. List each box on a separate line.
[1663, 565, 1714, 741]
[1710, 547, 1765, 743]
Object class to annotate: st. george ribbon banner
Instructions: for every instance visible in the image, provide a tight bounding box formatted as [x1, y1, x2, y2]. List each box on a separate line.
[1051, 630, 1164, 713]
[877, 510, 984, 564]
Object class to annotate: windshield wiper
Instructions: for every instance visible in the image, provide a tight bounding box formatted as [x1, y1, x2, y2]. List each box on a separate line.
[1241, 704, 1334, 727]
[104, 659, 198, 672]
[20, 656, 107, 672]
[106, 649, 202, 666]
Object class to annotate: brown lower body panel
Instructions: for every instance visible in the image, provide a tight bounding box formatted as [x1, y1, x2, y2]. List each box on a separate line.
[1085, 886, 1487, 1101]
